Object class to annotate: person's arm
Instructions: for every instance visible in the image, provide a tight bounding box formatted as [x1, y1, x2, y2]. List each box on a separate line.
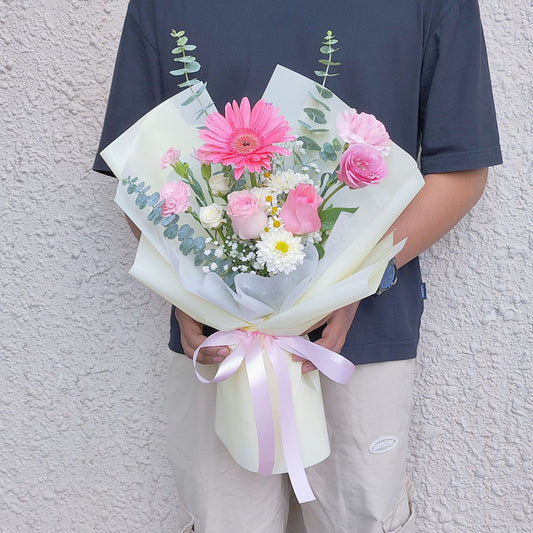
[298, 167, 488, 371]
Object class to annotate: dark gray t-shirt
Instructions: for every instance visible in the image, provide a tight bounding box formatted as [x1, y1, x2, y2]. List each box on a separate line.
[94, 0, 502, 364]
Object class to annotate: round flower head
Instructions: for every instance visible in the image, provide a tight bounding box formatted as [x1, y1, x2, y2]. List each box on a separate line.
[255, 229, 305, 275]
[160, 180, 191, 216]
[336, 109, 391, 156]
[159, 147, 181, 169]
[199, 98, 296, 179]
[337, 144, 388, 189]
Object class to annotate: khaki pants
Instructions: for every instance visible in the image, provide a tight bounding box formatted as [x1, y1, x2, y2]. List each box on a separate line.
[167, 352, 416, 533]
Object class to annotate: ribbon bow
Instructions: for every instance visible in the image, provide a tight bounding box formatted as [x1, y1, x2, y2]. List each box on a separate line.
[193, 329, 356, 503]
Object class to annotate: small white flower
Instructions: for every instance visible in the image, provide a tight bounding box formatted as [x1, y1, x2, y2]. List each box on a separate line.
[305, 231, 323, 245]
[210, 262, 218, 271]
[265, 170, 312, 194]
[209, 174, 232, 196]
[214, 248, 224, 258]
[255, 229, 305, 275]
[202, 266, 210, 274]
[199, 203, 225, 229]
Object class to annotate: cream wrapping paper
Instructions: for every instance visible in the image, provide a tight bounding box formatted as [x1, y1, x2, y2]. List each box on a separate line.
[101, 65, 424, 488]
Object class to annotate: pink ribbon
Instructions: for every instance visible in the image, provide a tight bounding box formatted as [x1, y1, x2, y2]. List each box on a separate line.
[193, 329, 356, 503]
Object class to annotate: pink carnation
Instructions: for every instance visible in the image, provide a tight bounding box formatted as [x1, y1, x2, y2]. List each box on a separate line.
[337, 144, 388, 189]
[227, 190, 268, 240]
[336, 109, 390, 156]
[279, 184, 322, 235]
[159, 147, 181, 169]
[160, 181, 191, 216]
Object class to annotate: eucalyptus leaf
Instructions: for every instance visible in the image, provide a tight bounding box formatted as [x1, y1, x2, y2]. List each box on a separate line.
[314, 70, 327, 77]
[303, 108, 327, 124]
[315, 85, 333, 99]
[184, 61, 201, 73]
[297, 136, 321, 151]
[322, 142, 335, 154]
[169, 68, 187, 77]
[194, 252, 204, 267]
[176, 56, 197, 63]
[332, 138, 342, 152]
[307, 92, 331, 111]
[177, 36, 188, 46]
[318, 59, 341, 66]
[180, 237, 194, 255]
[164, 225, 180, 239]
[178, 79, 200, 88]
[178, 224, 193, 241]
[192, 237, 205, 253]
[148, 192, 160, 206]
[161, 214, 178, 227]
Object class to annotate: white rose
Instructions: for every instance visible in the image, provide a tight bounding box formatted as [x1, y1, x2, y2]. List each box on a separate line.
[208, 174, 231, 196]
[199, 204, 225, 229]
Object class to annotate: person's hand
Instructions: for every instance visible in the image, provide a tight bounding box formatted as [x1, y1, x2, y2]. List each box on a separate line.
[175, 308, 230, 364]
[293, 301, 360, 374]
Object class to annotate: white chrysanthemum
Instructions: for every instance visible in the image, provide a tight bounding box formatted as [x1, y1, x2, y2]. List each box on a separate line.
[250, 186, 276, 209]
[255, 229, 305, 275]
[265, 170, 312, 194]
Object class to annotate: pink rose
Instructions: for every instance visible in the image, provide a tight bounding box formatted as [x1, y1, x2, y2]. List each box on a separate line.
[279, 183, 322, 234]
[160, 181, 191, 216]
[159, 147, 181, 169]
[336, 109, 390, 156]
[337, 144, 388, 189]
[227, 190, 268, 239]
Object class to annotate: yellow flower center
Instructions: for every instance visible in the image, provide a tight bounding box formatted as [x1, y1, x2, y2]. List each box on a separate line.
[264, 172, 271, 178]
[271, 206, 278, 214]
[265, 195, 273, 203]
[273, 220, 281, 228]
[275, 241, 289, 254]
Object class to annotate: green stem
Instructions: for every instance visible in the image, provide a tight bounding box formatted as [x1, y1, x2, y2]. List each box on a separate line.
[249, 172, 258, 188]
[183, 49, 208, 119]
[319, 182, 346, 213]
[322, 47, 332, 88]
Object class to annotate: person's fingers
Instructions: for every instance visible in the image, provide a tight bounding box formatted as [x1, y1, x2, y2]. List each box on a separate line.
[301, 361, 317, 374]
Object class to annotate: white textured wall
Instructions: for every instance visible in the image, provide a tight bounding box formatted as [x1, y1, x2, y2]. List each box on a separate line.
[0, 0, 530, 531]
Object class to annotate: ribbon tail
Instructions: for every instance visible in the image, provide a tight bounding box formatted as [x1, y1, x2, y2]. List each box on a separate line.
[267, 338, 316, 503]
[244, 335, 276, 476]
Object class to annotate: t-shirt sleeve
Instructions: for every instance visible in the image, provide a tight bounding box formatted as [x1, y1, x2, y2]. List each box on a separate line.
[419, 0, 502, 175]
[93, 1, 164, 176]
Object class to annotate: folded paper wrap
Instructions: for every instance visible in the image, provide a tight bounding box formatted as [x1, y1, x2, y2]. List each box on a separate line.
[101, 65, 424, 502]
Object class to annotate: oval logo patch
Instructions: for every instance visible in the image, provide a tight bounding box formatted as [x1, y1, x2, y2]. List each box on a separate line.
[369, 437, 399, 454]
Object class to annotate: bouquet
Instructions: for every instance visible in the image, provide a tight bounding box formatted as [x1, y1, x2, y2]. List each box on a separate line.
[101, 30, 424, 502]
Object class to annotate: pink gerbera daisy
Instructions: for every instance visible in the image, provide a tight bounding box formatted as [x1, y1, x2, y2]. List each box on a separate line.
[199, 98, 296, 179]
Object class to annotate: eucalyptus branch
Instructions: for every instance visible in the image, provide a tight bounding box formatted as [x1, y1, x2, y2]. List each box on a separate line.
[315, 30, 341, 88]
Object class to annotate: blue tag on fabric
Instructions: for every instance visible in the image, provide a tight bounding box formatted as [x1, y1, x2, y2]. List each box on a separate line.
[420, 282, 427, 300]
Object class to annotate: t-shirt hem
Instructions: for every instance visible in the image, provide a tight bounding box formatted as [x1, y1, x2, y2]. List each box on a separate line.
[421, 145, 503, 175]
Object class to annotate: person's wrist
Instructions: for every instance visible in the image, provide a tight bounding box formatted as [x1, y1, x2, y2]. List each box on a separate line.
[375, 257, 397, 296]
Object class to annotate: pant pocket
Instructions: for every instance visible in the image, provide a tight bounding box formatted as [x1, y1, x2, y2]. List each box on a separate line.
[382, 479, 416, 533]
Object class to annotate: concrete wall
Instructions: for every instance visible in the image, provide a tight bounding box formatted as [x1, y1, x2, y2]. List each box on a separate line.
[1, 0, 530, 531]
